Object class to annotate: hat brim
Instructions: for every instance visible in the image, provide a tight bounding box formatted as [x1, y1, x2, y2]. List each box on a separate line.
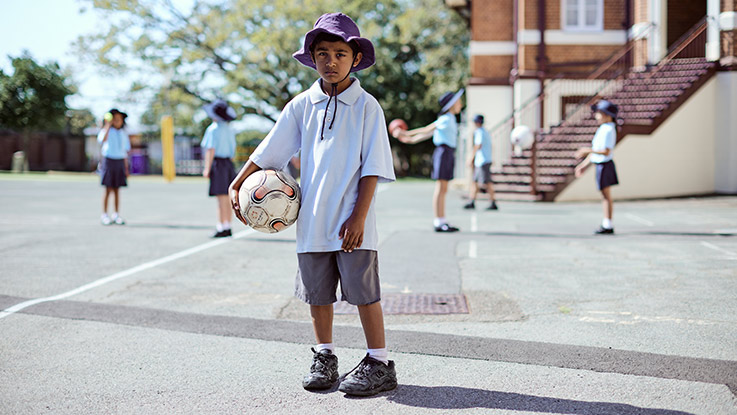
[109, 109, 128, 119]
[204, 101, 236, 122]
[292, 27, 375, 72]
[591, 105, 617, 119]
[440, 89, 465, 113]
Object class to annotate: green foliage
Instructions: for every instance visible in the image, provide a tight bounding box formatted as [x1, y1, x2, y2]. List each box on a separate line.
[0, 53, 73, 132]
[77, 0, 469, 174]
[66, 108, 97, 136]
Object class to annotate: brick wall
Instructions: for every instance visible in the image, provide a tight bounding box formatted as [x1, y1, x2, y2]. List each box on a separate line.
[471, 55, 514, 79]
[472, 0, 513, 40]
[520, 0, 626, 30]
[520, 44, 622, 73]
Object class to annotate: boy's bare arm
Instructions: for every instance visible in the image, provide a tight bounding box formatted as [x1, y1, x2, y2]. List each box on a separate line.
[228, 159, 263, 225]
[394, 123, 435, 144]
[339, 175, 379, 252]
[203, 148, 215, 177]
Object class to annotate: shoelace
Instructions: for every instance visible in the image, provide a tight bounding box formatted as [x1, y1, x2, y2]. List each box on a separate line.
[343, 354, 375, 380]
[310, 347, 334, 371]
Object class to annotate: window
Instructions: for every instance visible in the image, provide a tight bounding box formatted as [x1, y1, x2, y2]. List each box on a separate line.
[563, 0, 603, 31]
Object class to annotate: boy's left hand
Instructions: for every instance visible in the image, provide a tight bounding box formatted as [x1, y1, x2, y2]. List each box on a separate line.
[339, 215, 365, 253]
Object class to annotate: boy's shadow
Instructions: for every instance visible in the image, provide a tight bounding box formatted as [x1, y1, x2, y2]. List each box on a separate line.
[378, 384, 694, 415]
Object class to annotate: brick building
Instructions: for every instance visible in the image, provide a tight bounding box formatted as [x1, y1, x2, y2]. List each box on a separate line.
[449, 0, 737, 200]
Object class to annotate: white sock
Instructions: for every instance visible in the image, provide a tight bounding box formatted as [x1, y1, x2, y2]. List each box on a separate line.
[216, 222, 224, 232]
[112, 212, 119, 219]
[433, 218, 446, 227]
[101, 213, 109, 219]
[602, 218, 613, 229]
[222, 221, 231, 230]
[367, 348, 388, 365]
[316, 343, 334, 353]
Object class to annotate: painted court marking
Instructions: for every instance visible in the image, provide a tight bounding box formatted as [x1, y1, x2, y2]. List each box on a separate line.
[469, 213, 478, 258]
[625, 213, 655, 227]
[700, 241, 737, 258]
[0, 229, 257, 320]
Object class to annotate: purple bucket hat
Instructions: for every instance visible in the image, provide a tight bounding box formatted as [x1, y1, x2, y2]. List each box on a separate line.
[293, 13, 375, 72]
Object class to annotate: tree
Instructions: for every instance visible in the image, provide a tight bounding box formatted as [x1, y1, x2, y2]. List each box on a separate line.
[76, 0, 469, 174]
[0, 53, 73, 132]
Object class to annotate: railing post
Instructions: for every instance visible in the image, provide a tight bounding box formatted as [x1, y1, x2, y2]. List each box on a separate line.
[530, 130, 538, 196]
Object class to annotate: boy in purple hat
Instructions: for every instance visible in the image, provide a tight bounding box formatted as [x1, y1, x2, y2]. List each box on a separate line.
[228, 13, 396, 396]
[574, 99, 620, 234]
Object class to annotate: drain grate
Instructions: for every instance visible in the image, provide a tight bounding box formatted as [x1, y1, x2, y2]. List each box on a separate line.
[333, 293, 469, 315]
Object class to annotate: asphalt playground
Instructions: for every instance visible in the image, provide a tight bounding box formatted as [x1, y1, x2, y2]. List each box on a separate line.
[1, 172, 736, 414]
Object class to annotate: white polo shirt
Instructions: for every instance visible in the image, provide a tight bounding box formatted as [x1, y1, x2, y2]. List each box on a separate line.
[590, 122, 616, 164]
[249, 78, 396, 253]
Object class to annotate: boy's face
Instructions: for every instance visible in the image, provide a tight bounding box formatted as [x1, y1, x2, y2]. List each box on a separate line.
[112, 113, 124, 129]
[312, 40, 362, 85]
[449, 98, 463, 115]
[594, 111, 612, 124]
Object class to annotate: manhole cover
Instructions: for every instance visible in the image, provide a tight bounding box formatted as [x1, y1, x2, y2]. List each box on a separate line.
[333, 293, 469, 315]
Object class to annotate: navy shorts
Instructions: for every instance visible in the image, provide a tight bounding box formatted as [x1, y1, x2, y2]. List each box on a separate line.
[473, 163, 492, 184]
[432, 145, 455, 181]
[595, 160, 619, 190]
[100, 157, 127, 188]
[295, 250, 381, 306]
[209, 157, 236, 196]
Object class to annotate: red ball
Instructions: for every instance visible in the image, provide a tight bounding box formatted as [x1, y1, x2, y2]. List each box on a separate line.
[388, 118, 408, 135]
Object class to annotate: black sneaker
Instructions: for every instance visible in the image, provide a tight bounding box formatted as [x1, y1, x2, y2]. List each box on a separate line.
[303, 348, 339, 390]
[594, 227, 614, 235]
[338, 354, 397, 396]
[212, 229, 231, 238]
[463, 201, 475, 210]
[487, 201, 498, 210]
[434, 223, 460, 233]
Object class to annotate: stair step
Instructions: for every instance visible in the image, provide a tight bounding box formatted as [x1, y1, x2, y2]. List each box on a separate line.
[496, 166, 573, 175]
[622, 82, 693, 92]
[614, 90, 683, 99]
[492, 173, 566, 184]
[508, 158, 578, 167]
[495, 192, 545, 201]
[494, 183, 557, 193]
[626, 75, 700, 85]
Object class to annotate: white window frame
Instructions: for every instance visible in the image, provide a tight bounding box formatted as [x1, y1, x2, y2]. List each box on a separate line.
[562, 0, 604, 32]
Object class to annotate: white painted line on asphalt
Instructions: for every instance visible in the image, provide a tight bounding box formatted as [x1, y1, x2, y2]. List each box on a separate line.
[0, 229, 258, 320]
[700, 241, 737, 258]
[469, 241, 478, 259]
[470, 212, 478, 232]
[625, 213, 655, 227]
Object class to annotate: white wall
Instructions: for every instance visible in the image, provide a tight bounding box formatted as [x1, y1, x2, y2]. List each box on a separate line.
[556, 76, 718, 201]
[466, 85, 513, 169]
[714, 72, 737, 193]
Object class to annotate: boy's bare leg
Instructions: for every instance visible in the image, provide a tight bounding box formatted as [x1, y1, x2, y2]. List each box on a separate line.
[112, 188, 120, 213]
[433, 180, 448, 218]
[469, 182, 478, 201]
[601, 187, 613, 219]
[357, 301, 385, 349]
[102, 187, 112, 213]
[216, 195, 231, 224]
[487, 182, 496, 200]
[310, 304, 334, 344]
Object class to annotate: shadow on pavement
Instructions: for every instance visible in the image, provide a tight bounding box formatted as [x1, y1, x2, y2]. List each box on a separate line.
[385, 385, 694, 415]
[126, 223, 212, 230]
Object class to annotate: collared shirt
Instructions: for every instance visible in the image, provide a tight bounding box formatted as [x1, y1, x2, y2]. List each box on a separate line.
[201, 121, 236, 158]
[590, 122, 616, 164]
[433, 113, 458, 148]
[249, 78, 396, 253]
[473, 127, 492, 166]
[97, 127, 130, 160]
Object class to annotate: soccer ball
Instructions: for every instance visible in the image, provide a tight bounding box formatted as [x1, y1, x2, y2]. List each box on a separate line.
[238, 169, 301, 233]
[510, 125, 534, 148]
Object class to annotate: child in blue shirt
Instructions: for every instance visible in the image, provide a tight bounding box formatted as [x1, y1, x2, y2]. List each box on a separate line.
[228, 13, 396, 396]
[97, 108, 130, 225]
[201, 99, 237, 238]
[575, 100, 620, 234]
[393, 89, 465, 232]
[464, 114, 498, 210]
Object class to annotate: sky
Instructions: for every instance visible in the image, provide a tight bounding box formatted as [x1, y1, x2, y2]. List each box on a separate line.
[0, 0, 194, 132]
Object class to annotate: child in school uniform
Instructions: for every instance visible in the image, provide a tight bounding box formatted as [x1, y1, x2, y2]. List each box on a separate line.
[393, 89, 464, 232]
[98, 108, 130, 225]
[574, 100, 620, 234]
[201, 99, 237, 238]
[463, 114, 498, 210]
[228, 13, 397, 396]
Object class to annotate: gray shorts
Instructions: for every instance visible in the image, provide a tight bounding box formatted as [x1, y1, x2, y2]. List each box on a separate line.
[473, 163, 492, 184]
[295, 250, 381, 306]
